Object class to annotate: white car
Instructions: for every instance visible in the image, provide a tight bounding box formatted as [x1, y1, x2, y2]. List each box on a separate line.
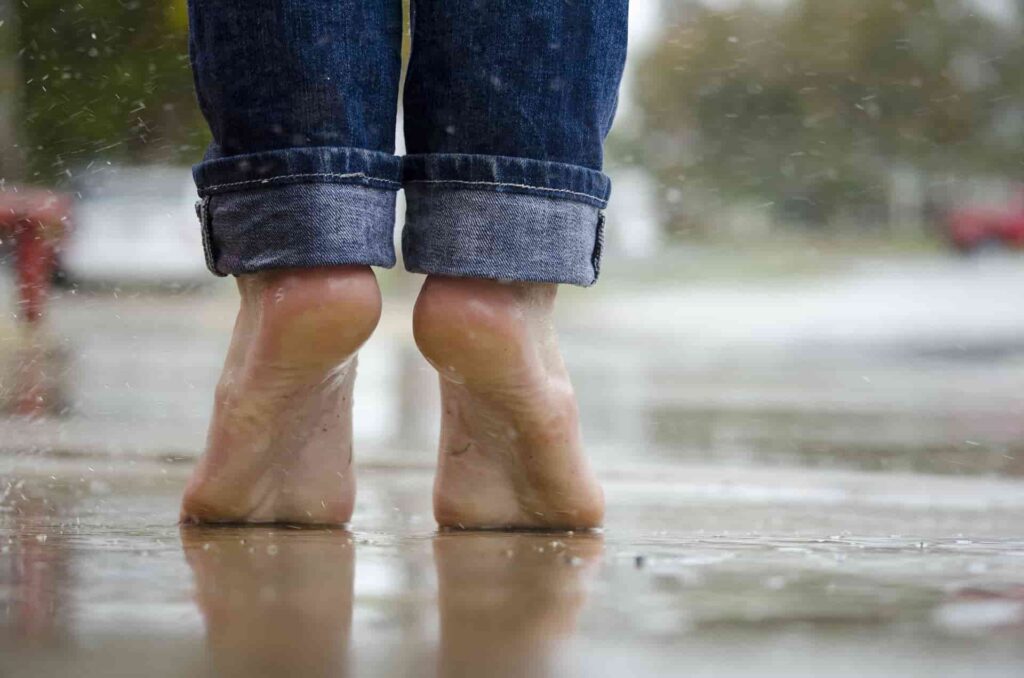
[61, 165, 210, 285]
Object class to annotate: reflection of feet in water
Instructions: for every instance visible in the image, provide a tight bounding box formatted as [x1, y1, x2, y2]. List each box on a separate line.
[414, 277, 604, 529]
[181, 526, 355, 678]
[181, 267, 381, 525]
[434, 531, 603, 677]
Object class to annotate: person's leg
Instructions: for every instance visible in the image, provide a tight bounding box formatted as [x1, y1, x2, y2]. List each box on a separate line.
[402, 1, 628, 529]
[181, 0, 403, 524]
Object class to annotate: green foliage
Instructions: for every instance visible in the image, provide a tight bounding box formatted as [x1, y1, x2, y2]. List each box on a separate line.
[633, 0, 1024, 230]
[15, 0, 208, 185]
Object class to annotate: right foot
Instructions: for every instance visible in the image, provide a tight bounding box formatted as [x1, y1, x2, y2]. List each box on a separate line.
[180, 266, 381, 525]
[413, 276, 604, 530]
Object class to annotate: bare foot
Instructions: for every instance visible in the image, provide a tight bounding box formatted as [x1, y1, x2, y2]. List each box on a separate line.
[413, 276, 604, 529]
[181, 267, 381, 525]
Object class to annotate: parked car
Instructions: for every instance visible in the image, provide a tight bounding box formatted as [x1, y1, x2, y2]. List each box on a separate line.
[947, 193, 1024, 254]
[60, 165, 209, 285]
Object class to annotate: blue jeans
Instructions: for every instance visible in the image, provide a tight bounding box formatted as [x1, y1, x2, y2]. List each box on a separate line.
[188, 1, 628, 286]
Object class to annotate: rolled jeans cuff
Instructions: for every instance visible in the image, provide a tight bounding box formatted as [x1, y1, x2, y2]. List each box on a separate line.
[401, 154, 609, 287]
[193, 146, 401, 276]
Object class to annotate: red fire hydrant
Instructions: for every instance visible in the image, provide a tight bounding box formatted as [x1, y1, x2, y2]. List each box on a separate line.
[0, 187, 72, 324]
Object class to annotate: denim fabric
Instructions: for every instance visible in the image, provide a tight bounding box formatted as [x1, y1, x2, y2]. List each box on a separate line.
[200, 185, 398, 275]
[404, 186, 605, 285]
[195, 146, 402, 196]
[188, 0, 627, 285]
[403, 1, 627, 172]
[188, 1, 403, 156]
[401, 154, 611, 209]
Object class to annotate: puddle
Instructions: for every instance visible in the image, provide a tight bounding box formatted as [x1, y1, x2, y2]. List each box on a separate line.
[2, 467, 1023, 676]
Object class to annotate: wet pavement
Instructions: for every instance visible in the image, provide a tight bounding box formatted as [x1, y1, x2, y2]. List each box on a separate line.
[3, 257, 1024, 477]
[2, 461, 1023, 677]
[1, 257, 1024, 675]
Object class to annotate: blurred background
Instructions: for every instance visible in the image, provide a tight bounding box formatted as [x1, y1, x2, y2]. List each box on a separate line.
[1, 0, 1023, 479]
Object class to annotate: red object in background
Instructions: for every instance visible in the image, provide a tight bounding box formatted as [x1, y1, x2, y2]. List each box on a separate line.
[0, 187, 72, 323]
[947, 191, 1024, 253]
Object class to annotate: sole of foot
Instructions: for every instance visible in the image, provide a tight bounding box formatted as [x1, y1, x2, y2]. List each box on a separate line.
[180, 266, 381, 526]
[413, 275, 604, 530]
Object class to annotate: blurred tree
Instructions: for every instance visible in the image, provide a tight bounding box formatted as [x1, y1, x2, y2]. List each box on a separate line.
[634, 0, 1024, 233]
[14, 0, 207, 186]
[0, 0, 25, 181]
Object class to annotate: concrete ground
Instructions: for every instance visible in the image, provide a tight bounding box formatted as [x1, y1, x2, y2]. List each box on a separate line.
[1, 255, 1024, 676]
[2, 461, 1023, 678]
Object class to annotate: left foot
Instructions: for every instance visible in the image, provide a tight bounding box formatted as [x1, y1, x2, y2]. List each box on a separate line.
[180, 267, 381, 525]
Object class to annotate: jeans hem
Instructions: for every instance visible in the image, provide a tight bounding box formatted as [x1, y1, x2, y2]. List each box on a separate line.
[401, 153, 611, 209]
[194, 145, 402, 196]
[199, 182, 397, 276]
[402, 185, 606, 287]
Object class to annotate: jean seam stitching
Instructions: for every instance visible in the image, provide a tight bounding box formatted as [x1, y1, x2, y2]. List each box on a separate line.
[202, 172, 401, 192]
[591, 211, 605, 284]
[198, 196, 227, 277]
[404, 179, 607, 205]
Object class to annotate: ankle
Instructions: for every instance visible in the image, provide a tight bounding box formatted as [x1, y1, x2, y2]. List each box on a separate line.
[412, 276, 558, 385]
[238, 266, 382, 367]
